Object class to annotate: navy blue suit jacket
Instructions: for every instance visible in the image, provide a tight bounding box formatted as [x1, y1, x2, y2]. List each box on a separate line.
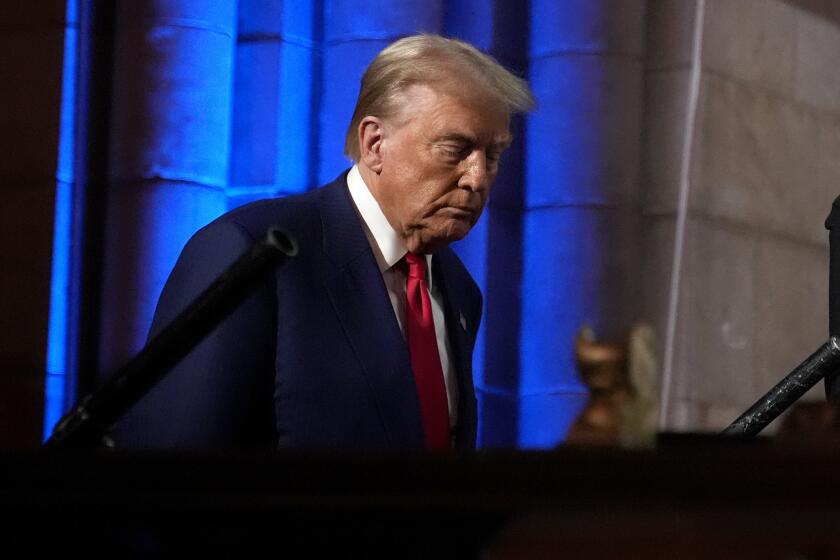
[113, 172, 482, 450]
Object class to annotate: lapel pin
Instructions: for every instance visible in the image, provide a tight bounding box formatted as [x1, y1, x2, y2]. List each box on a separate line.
[459, 312, 467, 332]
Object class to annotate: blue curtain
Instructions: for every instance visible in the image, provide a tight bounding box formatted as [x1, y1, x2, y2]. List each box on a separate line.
[48, 0, 644, 448]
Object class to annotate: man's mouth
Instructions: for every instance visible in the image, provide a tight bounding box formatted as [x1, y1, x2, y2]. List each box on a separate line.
[441, 207, 474, 220]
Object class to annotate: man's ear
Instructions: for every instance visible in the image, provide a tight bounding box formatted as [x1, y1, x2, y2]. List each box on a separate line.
[358, 116, 384, 173]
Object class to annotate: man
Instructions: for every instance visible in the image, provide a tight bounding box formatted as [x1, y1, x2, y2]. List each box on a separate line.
[113, 34, 534, 450]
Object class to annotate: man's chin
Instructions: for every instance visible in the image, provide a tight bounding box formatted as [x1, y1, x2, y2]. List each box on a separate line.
[436, 222, 473, 248]
[407, 222, 472, 253]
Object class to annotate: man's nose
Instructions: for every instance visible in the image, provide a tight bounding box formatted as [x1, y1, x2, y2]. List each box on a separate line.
[458, 151, 492, 193]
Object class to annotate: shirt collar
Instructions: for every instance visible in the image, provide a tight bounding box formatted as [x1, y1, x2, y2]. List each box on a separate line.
[346, 165, 434, 287]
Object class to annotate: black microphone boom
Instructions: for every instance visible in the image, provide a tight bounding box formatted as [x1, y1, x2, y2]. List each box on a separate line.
[722, 196, 840, 437]
[721, 337, 840, 437]
[44, 227, 298, 449]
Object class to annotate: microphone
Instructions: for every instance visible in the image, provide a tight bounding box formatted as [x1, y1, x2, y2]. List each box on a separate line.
[44, 227, 298, 449]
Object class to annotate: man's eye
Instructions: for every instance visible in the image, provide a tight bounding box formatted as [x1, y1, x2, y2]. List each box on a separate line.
[440, 145, 465, 158]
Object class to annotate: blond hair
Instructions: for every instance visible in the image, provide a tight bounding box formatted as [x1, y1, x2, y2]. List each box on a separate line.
[344, 34, 535, 160]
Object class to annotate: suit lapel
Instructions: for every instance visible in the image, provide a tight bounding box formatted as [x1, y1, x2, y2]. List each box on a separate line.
[317, 177, 424, 447]
[433, 249, 479, 449]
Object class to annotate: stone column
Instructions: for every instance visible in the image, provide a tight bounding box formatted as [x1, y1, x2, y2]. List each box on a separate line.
[519, 0, 646, 447]
[98, 0, 237, 376]
[228, 0, 283, 208]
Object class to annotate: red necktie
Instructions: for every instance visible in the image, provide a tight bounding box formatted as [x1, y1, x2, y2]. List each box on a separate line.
[404, 252, 450, 450]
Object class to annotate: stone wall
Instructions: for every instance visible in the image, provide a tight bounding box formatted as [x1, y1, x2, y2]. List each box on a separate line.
[644, 0, 840, 431]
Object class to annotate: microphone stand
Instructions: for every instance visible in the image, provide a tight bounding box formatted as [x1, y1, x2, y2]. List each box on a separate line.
[44, 227, 298, 449]
[722, 197, 840, 437]
[721, 338, 840, 437]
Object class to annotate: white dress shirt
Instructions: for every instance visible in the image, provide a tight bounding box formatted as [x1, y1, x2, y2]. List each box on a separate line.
[346, 165, 459, 427]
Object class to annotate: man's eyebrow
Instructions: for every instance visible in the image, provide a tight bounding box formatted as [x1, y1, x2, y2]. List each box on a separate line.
[435, 132, 513, 149]
[434, 132, 476, 145]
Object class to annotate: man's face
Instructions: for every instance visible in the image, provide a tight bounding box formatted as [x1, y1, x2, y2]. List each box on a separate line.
[368, 84, 511, 254]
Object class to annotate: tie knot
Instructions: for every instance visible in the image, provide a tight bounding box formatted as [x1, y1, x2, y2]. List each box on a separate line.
[405, 252, 427, 280]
